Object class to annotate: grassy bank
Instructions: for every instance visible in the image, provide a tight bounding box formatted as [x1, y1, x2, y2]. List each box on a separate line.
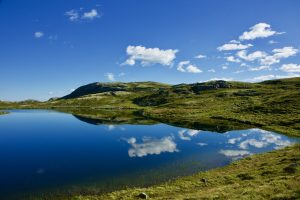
[0, 78, 299, 200]
[75, 144, 300, 200]
[0, 78, 299, 136]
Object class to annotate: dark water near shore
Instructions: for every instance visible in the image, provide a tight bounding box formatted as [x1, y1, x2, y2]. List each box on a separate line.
[0, 110, 298, 199]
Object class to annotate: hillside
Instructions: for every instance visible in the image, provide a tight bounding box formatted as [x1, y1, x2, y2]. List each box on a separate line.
[0, 77, 299, 136]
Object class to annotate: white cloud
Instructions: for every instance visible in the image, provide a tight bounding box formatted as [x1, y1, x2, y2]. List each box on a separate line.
[226, 56, 240, 63]
[177, 61, 189, 72]
[105, 73, 115, 81]
[239, 23, 283, 40]
[207, 77, 233, 82]
[248, 65, 270, 71]
[195, 54, 207, 59]
[122, 45, 178, 66]
[208, 68, 216, 73]
[222, 65, 228, 70]
[177, 61, 202, 73]
[125, 136, 178, 157]
[260, 46, 298, 66]
[65, 8, 100, 22]
[237, 50, 267, 61]
[186, 65, 202, 73]
[65, 9, 79, 21]
[260, 55, 280, 66]
[251, 74, 276, 82]
[280, 63, 300, 73]
[217, 42, 253, 51]
[250, 74, 300, 82]
[34, 31, 44, 38]
[268, 40, 278, 44]
[272, 46, 298, 59]
[82, 9, 99, 20]
[219, 150, 251, 157]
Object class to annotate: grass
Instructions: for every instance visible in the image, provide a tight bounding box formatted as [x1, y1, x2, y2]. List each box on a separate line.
[75, 144, 300, 200]
[0, 78, 299, 136]
[1, 78, 299, 199]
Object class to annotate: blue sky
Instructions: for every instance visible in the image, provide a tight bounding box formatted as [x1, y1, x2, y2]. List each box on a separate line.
[0, 0, 300, 101]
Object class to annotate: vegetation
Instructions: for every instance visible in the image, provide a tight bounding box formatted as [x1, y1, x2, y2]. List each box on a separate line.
[71, 145, 300, 200]
[0, 78, 299, 200]
[1, 78, 299, 136]
[73, 144, 300, 200]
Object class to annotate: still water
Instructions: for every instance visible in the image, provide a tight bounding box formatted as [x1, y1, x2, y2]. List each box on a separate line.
[0, 110, 298, 199]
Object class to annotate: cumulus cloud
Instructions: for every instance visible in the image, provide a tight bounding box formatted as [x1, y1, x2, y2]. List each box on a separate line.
[237, 50, 267, 61]
[217, 42, 253, 51]
[65, 9, 79, 21]
[82, 9, 99, 20]
[207, 77, 233, 82]
[125, 136, 178, 157]
[226, 56, 240, 63]
[177, 61, 202, 73]
[208, 68, 216, 73]
[34, 31, 44, 38]
[251, 74, 276, 82]
[239, 23, 283, 40]
[122, 45, 178, 66]
[248, 65, 270, 71]
[195, 54, 207, 59]
[260, 46, 298, 65]
[65, 8, 100, 22]
[250, 74, 300, 82]
[268, 40, 278, 44]
[280, 63, 300, 73]
[105, 73, 115, 81]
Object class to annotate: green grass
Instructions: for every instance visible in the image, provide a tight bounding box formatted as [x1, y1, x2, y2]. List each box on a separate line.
[1, 78, 299, 136]
[0, 78, 299, 200]
[75, 144, 300, 200]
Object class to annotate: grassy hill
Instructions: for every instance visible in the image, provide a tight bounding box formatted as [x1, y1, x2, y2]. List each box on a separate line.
[1, 78, 299, 136]
[1, 78, 299, 200]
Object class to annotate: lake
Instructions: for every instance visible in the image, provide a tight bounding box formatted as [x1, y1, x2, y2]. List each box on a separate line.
[0, 110, 298, 199]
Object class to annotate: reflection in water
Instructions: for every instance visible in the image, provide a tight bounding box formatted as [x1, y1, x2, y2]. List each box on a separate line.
[124, 136, 179, 157]
[0, 110, 298, 200]
[219, 128, 294, 160]
[178, 129, 201, 141]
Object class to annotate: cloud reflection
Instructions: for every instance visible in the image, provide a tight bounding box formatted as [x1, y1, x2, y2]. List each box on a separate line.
[125, 136, 179, 157]
[178, 129, 201, 141]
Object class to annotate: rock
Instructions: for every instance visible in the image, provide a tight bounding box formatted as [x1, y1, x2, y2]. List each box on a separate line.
[137, 192, 149, 199]
[201, 178, 208, 186]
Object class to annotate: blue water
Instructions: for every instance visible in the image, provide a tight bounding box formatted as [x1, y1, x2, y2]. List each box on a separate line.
[0, 110, 298, 199]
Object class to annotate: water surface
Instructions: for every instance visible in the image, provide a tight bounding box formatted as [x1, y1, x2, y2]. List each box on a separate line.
[0, 110, 298, 199]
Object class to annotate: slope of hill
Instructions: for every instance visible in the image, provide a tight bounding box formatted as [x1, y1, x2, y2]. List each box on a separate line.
[0, 78, 299, 136]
